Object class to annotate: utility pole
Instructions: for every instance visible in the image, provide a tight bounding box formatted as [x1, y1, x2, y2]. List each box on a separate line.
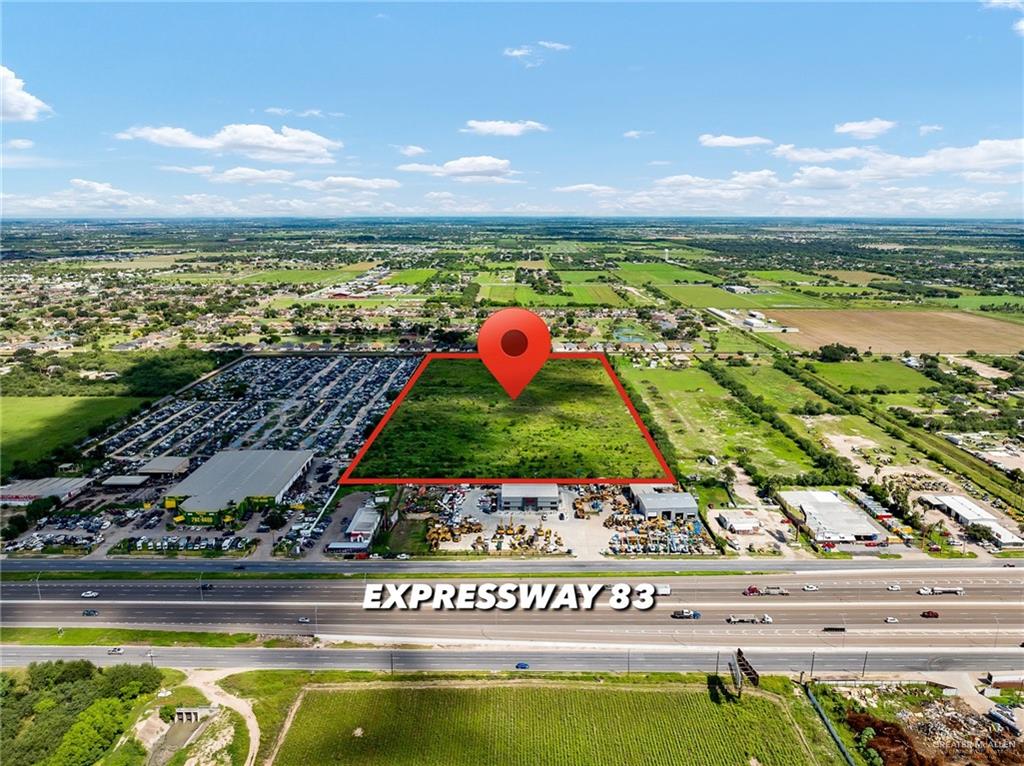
[314, 604, 319, 635]
[627, 649, 631, 676]
[861, 651, 868, 678]
[34, 572, 42, 601]
[715, 651, 720, 676]
[199, 572, 204, 601]
[809, 651, 816, 679]
[390, 652, 394, 675]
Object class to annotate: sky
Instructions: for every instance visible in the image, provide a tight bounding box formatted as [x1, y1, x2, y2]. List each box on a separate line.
[2, 2, 1023, 218]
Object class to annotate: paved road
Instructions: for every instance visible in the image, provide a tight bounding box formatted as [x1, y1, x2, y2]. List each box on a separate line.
[2, 556, 1019, 575]
[2, 644, 1020, 673]
[4, 571, 1021, 649]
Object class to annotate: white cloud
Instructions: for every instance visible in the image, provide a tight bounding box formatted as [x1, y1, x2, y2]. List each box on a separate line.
[919, 124, 943, 136]
[960, 170, 1024, 184]
[647, 160, 672, 166]
[772, 144, 876, 162]
[293, 175, 401, 191]
[265, 107, 290, 116]
[116, 123, 342, 164]
[867, 138, 1023, 177]
[460, 120, 549, 137]
[4, 138, 34, 150]
[503, 45, 544, 68]
[655, 169, 779, 190]
[3, 178, 157, 213]
[298, 109, 323, 118]
[159, 165, 294, 184]
[537, 40, 571, 51]
[623, 130, 653, 139]
[553, 183, 617, 195]
[698, 133, 773, 148]
[789, 166, 860, 189]
[394, 144, 428, 157]
[160, 164, 216, 175]
[982, 0, 1024, 8]
[397, 155, 519, 182]
[1, 66, 53, 122]
[1015, 16, 1024, 34]
[834, 117, 897, 139]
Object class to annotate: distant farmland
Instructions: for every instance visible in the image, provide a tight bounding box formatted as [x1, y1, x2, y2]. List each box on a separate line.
[272, 682, 842, 766]
[766, 310, 1024, 354]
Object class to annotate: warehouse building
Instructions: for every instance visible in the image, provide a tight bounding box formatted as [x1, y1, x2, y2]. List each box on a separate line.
[919, 494, 1024, 549]
[101, 475, 150, 488]
[629, 484, 699, 522]
[167, 449, 314, 518]
[0, 477, 93, 506]
[778, 490, 879, 544]
[717, 510, 761, 534]
[140, 456, 190, 476]
[499, 484, 560, 512]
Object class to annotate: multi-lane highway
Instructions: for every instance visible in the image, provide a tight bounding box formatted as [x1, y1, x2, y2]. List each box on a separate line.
[3, 569, 1022, 650]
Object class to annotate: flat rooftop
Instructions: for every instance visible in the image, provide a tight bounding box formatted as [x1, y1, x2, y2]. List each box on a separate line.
[140, 455, 190, 474]
[170, 450, 313, 512]
[780, 490, 877, 539]
[0, 477, 93, 501]
[500, 483, 561, 501]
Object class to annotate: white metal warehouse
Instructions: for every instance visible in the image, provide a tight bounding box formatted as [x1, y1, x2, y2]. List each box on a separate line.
[499, 484, 560, 512]
[168, 449, 314, 513]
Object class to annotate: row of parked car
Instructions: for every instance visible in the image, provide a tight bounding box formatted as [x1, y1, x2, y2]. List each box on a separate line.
[116, 534, 254, 553]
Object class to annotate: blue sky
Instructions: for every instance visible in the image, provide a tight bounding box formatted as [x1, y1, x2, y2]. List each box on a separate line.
[2, 2, 1022, 217]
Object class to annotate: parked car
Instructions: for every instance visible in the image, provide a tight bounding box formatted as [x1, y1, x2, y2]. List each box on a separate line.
[396, 553, 410, 560]
[80, 591, 99, 598]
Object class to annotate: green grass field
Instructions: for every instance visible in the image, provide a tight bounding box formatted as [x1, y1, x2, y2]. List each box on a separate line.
[658, 285, 830, 308]
[1, 396, 147, 472]
[383, 268, 437, 285]
[615, 261, 721, 286]
[618, 366, 814, 477]
[238, 266, 371, 284]
[272, 683, 839, 766]
[938, 294, 1024, 309]
[477, 281, 626, 307]
[730, 365, 829, 411]
[350, 358, 665, 479]
[811, 360, 937, 392]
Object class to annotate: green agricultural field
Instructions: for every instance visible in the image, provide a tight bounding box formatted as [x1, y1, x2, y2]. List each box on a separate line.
[810, 360, 937, 392]
[618, 366, 814, 477]
[747, 269, 823, 284]
[658, 285, 830, 309]
[273, 682, 840, 766]
[555, 270, 615, 283]
[238, 266, 371, 284]
[349, 358, 665, 479]
[730, 364, 829, 412]
[1, 396, 147, 472]
[615, 261, 721, 286]
[478, 281, 626, 307]
[938, 294, 1024, 309]
[822, 269, 893, 285]
[383, 268, 437, 285]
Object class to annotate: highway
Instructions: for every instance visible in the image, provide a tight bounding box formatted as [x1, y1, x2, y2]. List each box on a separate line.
[2, 644, 1020, 674]
[3, 570, 1022, 650]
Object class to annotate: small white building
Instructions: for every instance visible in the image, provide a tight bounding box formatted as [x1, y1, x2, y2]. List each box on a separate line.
[717, 510, 761, 534]
[500, 484, 560, 512]
[629, 484, 699, 522]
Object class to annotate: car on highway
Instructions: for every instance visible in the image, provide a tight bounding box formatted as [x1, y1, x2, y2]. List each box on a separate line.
[396, 553, 410, 560]
[670, 609, 701, 620]
[80, 591, 99, 598]
[82, 609, 99, 617]
[886, 584, 901, 591]
[884, 616, 900, 624]
[107, 647, 124, 655]
[515, 662, 530, 670]
[802, 584, 819, 592]
[297, 617, 311, 624]
[921, 610, 940, 619]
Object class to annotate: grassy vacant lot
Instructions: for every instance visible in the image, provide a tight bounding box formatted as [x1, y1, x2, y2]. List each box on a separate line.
[747, 269, 822, 283]
[1, 396, 146, 472]
[810, 360, 937, 392]
[0, 626, 260, 647]
[730, 364, 829, 411]
[350, 358, 665, 479]
[383, 268, 437, 284]
[618, 366, 813, 478]
[238, 266, 371, 284]
[765, 309, 1024, 353]
[271, 681, 840, 766]
[615, 261, 721, 286]
[478, 279, 627, 307]
[822, 269, 893, 285]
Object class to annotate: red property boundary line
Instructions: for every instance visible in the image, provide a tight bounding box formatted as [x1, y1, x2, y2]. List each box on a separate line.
[339, 352, 676, 486]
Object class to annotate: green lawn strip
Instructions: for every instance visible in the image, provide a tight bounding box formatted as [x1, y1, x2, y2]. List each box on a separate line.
[223, 671, 840, 766]
[0, 627, 260, 647]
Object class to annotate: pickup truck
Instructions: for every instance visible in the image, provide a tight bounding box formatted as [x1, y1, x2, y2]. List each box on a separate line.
[671, 609, 701, 620]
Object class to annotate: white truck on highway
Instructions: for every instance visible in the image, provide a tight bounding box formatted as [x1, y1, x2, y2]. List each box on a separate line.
[917, 586, 965, 596]
[727, 614, 773, 624]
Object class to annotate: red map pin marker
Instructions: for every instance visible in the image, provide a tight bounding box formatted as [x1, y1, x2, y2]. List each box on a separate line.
[477, 308, 551, 400]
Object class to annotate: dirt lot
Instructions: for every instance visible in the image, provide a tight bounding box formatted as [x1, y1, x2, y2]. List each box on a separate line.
[765, 310, 1024, 354]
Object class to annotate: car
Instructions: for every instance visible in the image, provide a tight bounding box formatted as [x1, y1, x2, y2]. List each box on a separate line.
[515, 662, 530, 670]
[297, 617, 312, 624]
[921, 610, 940, 619]
[1003, 563, 1016, 568]
[107, 647, 124, 655]
[80, 591, 99, 598]
[396, 553, 410, 560]
[200, 583, 214, 590]
[233, 564, 246, 570]
[802, 584, 819, 592]
[886, 584, 901, 592]
[884, 616, 899, 624]
[82, 609, 99, 617]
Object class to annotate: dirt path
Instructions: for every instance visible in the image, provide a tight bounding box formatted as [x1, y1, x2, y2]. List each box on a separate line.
[186, 669, 260, 766]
